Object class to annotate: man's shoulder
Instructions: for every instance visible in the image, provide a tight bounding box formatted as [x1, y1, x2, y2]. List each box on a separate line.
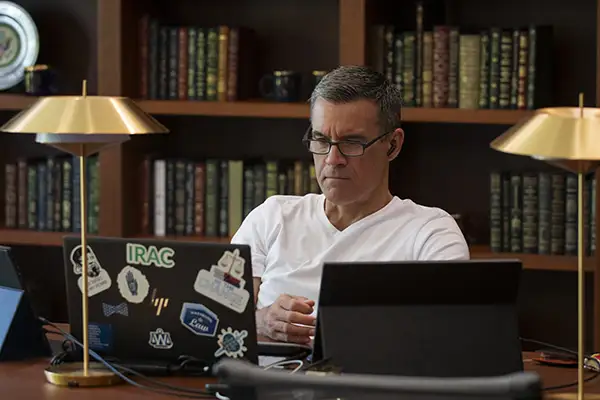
[391, 197, 456, 224]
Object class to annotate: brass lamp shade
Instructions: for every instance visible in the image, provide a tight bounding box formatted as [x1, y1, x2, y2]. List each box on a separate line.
[490, 107, 600, 173]
[0, 89, 168, 156]
[1, 95, 168, 134]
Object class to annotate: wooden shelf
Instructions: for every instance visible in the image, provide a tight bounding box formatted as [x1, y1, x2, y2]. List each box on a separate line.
[402, 108, 533, 125]
[137, 99, 310, 119]
[0, 94, 37, 111]
[136, 99, 532, 124]
[470, 245, 594, 272]
[0, 230, 77, 246]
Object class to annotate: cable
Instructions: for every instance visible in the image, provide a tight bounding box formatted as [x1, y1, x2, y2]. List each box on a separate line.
[520, 337, 600, 391]
[263, 359, 304, 373]
[40, 318, 217, 398]
[520, 337, 579, 355]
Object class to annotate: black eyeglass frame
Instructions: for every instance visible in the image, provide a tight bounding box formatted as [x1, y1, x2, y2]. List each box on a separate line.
[302, 126, 395, 157]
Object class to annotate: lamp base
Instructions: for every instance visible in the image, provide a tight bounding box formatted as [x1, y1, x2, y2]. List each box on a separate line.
[44, 362, 122, 387]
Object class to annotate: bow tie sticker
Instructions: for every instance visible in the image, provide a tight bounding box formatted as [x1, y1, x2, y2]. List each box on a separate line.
[103, 302, 129, 317]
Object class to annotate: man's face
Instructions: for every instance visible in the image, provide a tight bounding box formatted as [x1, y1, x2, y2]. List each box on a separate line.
[310, 98, 397, 206]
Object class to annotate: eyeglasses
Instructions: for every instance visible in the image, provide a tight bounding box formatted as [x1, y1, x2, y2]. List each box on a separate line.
[302, 127, 393, 157]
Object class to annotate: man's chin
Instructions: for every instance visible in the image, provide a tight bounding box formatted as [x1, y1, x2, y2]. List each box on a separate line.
[322, 188, 357, 206]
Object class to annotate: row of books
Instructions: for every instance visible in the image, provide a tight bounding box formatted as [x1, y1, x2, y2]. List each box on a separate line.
[372, 24, 551, 110]
[141, 157, 319, 238]
[4, 156, 100, 234]
[489, 171, 596, 256]
[139, 17, 255, 102]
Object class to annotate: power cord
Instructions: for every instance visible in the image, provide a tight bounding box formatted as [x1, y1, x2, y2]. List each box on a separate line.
[40, 317, 221, 399]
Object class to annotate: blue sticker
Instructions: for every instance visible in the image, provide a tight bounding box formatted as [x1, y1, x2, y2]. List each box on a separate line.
[180, 302, 219, 337]
[88, 322, 113, 352]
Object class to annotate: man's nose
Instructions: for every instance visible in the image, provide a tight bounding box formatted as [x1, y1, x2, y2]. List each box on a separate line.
[325, 145, 347, 166]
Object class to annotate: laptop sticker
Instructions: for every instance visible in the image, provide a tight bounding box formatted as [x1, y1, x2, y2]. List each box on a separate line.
[214, 327, 248, 359]
[89, 322, 113, 352]
[149, 328, 173, 349]
[102, 302, 129, 317]
[193, 248, 250, 313]
[180, 303, 219, 337]
[70, 245, 112, 297]
[117, 266, 150, 304]
[152, 297, 169, 316]
[126, 242, 175, 268]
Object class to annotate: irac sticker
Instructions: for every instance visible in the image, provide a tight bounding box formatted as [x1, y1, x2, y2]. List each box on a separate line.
[180, 302, 219, 337]
[193, 249, 249, 313]
[70, 245, 112, 297]
[117, 266, 150, 304]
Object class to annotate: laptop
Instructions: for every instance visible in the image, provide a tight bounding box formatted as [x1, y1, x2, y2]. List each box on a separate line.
[311, 259, 524, 378]
[0, 246, 52, 360]
[62, 236, 259, 367]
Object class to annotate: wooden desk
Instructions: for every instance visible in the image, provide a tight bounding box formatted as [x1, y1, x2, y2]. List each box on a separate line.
[0, 353, 599, 399]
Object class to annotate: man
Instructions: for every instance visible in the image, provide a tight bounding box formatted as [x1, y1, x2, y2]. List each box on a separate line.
[231, 65, 469, 344]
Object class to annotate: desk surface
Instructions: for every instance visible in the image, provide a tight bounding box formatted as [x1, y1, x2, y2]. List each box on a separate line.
[0, 353, 599, 399]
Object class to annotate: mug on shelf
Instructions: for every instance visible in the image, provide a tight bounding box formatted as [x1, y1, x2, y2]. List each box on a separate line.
[259, 70, 302, 102]
[24, 64, 57, 96]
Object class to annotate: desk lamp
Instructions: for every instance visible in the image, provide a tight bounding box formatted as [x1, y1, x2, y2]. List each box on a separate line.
[490, 94, 600, 400]
[0, 80, 169, 387]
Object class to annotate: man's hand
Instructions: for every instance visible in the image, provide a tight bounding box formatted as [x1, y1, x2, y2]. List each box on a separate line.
[256, 294, 316, 344]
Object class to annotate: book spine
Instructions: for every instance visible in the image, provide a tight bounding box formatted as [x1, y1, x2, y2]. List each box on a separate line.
[17, 160, 27, 229]
[184, 161, 195, 236]
[206, 28, 219, 101]
[194, 162, 206, 236]
[565, 174, 577, 255]
[499, 29, 513, 109]
[204, 160, 219, 237]
[448, 27, 459, 108]
[174, 160, 186, 236]
[489, 172, 502, 252]
[488, 28, 501, 109]
[218, 160, 229, 237]
[158, 27, 169, 99]
[458, 34, 480, 109]
[178, 27, 188, 100]
[510, 173, 522, 253]
[550, 173, 566, 255]
[432, 26, 449, 108]
[195, 28, 207, 100]
[402, 31, 416, 107]
[478, 30, 490, 108]
[168, 27, 179, 100]
[537, 172, 551, 254]
[4, 163, 16, 228]
[422, 31, 433, 108]
[62, 158, 72, 232]
[154, 160, 166, 237]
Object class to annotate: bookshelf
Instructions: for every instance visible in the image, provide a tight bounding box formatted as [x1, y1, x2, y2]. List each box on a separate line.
[0, 94, 38, 110]
[0, 0, 598, 348]
[137, 99, 533, 124]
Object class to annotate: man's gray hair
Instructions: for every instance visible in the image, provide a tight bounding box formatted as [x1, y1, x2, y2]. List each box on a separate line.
[309, 65, 403, 133]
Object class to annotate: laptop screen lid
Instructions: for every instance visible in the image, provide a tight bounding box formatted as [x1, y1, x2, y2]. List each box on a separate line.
[312, 259, 523, 378]
[63, 236, 258, 367]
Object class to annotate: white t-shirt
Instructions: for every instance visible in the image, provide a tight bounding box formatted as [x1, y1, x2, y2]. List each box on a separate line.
[231, 194, 470, 312]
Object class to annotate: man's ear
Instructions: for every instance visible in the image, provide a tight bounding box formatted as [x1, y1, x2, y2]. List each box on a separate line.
[387, 128, 404, 161]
